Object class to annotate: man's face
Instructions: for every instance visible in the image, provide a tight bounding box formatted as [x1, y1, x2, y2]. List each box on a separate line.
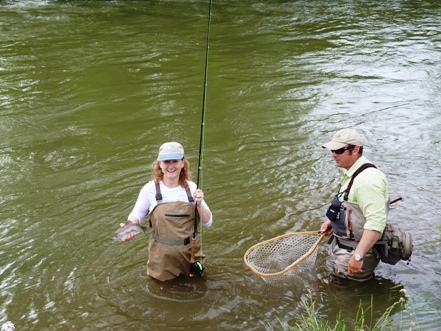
[330, 145, 360, 170]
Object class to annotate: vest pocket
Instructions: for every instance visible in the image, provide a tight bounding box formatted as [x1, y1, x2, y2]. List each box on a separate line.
[164, 213, 191, 217]
[331, 206, 353, 238]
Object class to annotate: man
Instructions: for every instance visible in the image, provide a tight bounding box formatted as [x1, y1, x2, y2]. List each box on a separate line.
[320, 128, 389, 285]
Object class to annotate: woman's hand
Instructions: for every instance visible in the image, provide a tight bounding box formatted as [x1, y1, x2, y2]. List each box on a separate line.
[193, 189, 212, 225]
[193, 188, 204, 204]
[120, 221, 137, 241]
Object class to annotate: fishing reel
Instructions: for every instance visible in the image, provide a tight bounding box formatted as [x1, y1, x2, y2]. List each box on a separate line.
[190, 261, 204, 276]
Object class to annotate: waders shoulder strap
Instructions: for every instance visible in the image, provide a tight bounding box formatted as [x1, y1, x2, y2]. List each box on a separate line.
[343, 163, 376, 201]
[186, 187, 194, 203]
[155, 182, 162, 202]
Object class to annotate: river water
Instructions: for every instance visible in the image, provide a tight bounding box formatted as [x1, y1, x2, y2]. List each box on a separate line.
[1, 0, 440, 330]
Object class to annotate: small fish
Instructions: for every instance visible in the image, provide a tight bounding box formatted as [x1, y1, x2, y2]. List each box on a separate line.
[110, 221, 147, 242]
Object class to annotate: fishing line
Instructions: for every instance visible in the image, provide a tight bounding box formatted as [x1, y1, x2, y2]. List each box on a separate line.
[191, 0, 213, 277]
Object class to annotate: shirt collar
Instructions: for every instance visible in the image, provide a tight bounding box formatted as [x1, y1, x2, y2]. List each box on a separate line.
[343, 155, 369, 179]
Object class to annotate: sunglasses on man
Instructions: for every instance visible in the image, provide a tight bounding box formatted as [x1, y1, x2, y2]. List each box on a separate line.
[331, 145, 354, 155]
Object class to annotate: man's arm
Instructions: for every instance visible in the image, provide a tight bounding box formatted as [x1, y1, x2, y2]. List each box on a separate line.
[348, 229, 381, 275]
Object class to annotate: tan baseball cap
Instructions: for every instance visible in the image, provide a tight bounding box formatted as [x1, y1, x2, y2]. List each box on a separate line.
[157, 142, 185, 161]
[322, 128, 363, 150]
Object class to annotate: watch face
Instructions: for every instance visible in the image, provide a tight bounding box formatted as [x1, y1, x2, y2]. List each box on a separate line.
[354, 254, 362, 261]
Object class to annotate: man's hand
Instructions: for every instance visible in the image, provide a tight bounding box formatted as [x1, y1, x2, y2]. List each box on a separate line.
[348, 256, 363, 275]
[320, 219, 333, 236]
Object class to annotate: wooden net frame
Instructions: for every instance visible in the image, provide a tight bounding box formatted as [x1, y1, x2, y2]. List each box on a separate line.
[244, 231, 325, 284]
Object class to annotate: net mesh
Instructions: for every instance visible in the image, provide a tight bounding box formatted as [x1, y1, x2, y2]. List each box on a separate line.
[244, 231, 324, 284]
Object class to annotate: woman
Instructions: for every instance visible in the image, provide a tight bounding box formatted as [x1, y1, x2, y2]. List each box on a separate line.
[123, 142, 212, 282]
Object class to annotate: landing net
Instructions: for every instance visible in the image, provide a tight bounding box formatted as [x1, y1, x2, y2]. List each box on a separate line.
[244, 231, 325, 284]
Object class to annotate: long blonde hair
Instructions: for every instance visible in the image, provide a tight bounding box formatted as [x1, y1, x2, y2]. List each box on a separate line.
[152, 158, 192, 189]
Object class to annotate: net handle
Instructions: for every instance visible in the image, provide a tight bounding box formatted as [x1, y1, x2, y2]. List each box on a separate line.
[243, 231, 326, 278]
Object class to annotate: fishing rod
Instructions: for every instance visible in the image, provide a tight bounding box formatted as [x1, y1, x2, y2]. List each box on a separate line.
[196, 0, 213, 190]
[190, 0, 213, 277]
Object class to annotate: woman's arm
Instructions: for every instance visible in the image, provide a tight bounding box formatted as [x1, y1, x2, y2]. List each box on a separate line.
[193, 188, 212, 227]
[128, 182, 154, 224]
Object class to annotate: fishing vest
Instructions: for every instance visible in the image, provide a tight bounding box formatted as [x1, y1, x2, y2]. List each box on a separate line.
[327, 163, 388, 250]
[145, 183, 205, 281]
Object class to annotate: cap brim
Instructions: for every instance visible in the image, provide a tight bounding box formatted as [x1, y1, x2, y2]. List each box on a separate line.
[322, 141, 347, 150]
[157, 153, 184, 161]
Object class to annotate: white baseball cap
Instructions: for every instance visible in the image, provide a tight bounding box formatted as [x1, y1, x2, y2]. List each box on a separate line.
[322, 129, 363, 150]
[157, 142, 185, 161]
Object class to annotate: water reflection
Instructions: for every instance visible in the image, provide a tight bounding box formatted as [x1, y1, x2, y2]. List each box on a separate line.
[146, 276, 208, 303]
[1, 0, 440, 330]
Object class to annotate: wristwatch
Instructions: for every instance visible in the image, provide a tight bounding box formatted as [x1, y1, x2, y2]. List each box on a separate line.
[354, 252, 364, 261]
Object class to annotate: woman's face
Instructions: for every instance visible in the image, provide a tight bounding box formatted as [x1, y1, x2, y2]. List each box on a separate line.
[159, 159, 184, 181]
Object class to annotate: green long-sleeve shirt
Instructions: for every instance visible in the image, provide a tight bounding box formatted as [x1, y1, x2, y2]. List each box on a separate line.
[338, 156, 389, 233]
